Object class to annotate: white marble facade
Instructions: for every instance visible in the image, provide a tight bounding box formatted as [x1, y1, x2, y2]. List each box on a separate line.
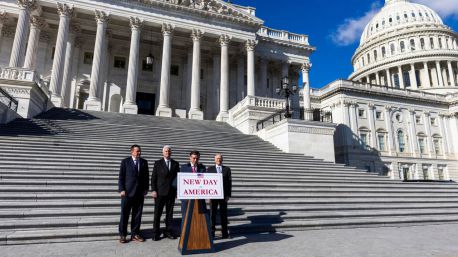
[313, 0, 458, 180]
[0, 0, 313, 120]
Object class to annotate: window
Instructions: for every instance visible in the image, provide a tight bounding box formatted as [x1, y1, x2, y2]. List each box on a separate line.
[390, 44, 396, 55]
[393, 74, 400, 88]
[430, 37, 435, 49]
[142, 59, 153, 72]
[360, 133, 368, 148]
[381, 47, 386, 58]
[430, 117, 437, 126]
[422, 165, 430, 180]
[84, 52, 94, 64]
[400, 41, 406, 53]
[373, 50, 378, 61]
[367, 53, 371, 63]
[438, 166, 446, 180]
[358, 109, 366, 118]
[438, 38, 443, 49]
[433, 137, 442, 155]
[395, 113, 402, 122]
[114, 56, 126, 69]
[403, 71, 411, 87]
[420, 38, 425, 49]
[410, 39, 416, 51]
[398, 130, 406, 153]
[377, 133, 386, 151]
[415, 115, 422, 124]
[376, 111, 383, 120]
[418, 137, 426, 154]
[170, 65, 179, 76]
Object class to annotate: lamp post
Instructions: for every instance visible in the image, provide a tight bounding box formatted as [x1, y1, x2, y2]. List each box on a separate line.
[146, 27, 154, 65]
[276, 76, 297, 118]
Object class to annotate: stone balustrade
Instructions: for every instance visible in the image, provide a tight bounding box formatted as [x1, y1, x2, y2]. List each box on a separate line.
[258, 26, 309, 45]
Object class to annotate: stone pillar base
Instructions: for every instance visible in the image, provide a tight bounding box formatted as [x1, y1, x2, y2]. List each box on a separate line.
[156, 106, 172, 117]
[51, 95, 63, 108]
[121, 103, 138, 114]
[188, 109, 203, 120]
[216, 111, 229, 122]
[303, 108, 314, 121]
[83, 98, 102, 111]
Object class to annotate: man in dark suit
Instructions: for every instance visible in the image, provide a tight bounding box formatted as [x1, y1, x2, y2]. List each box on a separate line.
[207, 153, 232, 239]
[179, 150, 206, 218]
[118, 144, 149, 243]
[151, 145, 179, 241]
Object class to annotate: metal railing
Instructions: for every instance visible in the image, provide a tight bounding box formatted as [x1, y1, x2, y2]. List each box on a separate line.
[256, 110, 286, 131]
[0, 87, 18, 112]
[313, 109, 333, 123]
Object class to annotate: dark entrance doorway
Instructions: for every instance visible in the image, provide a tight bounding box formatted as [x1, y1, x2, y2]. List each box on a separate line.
[136, 92, 155, 115]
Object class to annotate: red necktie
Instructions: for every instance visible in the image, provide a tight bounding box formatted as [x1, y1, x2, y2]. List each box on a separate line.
[192, 166, 196, 173]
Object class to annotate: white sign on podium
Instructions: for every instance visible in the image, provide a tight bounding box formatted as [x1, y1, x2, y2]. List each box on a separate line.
[177, 173, 224, 200]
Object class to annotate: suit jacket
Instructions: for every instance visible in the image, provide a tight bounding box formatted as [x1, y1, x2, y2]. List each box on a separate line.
[180, 162, 206, 174]
[118, 157, 149, 198]
[207, 165, 232, 198]
[151, 158, 179, 196]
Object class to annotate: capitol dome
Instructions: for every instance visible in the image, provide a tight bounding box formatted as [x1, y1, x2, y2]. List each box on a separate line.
[349, 0, 458, 95]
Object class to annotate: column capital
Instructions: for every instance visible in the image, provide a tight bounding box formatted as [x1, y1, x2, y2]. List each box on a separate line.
[0, 11, 9, 24]
[161, 23, 174, 36]
[57, 3, 74, 17]
[94, 10, 109, 23]
[301, 62, 312, 72]
[368, 103, 376, 109]
[129, 16, 143, 30]
[245, 39, 257, 51]
[30, 15, 46, 29]
[219, 34, 231, 46]
[384, 105, 393, 111]
[424, 111, 430, 117]
[191, 28, 204, 42]
[408, 108, 416, 114]
[17, 0, 37, 11]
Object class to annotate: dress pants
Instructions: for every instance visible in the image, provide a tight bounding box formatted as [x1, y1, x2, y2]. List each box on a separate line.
[153, 193, 176, 236]
[210, 199, 228, 236]
[119, 193, 145, 237]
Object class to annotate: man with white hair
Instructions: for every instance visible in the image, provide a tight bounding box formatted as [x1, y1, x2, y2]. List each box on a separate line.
[151, 145, 179, 241]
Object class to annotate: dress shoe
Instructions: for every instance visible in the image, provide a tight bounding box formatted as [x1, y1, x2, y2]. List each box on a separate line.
[131, 235, 145, 242]
[152, 235, 161, 241]
[164, 233, 176, 240]
[119, 236, 128, 244]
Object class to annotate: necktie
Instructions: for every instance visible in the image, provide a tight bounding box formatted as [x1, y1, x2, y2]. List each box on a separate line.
[192, 166, 196, 173]
[166, 160, 170, 170]
[134, 160, 139, 173]
[217, 166, 222, 173]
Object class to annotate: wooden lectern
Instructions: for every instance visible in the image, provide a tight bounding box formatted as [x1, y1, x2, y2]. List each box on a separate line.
[178, 199, 214, 255]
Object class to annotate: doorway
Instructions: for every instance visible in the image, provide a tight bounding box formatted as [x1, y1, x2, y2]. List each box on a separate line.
[136, 92, 155, 115]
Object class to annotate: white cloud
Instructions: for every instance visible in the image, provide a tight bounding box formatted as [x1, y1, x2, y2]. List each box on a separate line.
[413, 0, 458, 19]
[331, 3, 381, 46]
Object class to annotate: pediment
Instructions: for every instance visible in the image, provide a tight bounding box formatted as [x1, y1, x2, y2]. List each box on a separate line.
[139, 0, 264, 26]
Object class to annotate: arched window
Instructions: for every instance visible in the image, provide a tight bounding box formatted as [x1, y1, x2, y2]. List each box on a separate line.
[367, 53, 371, 63]
[400, 41, 406, 52]
[390, 43, 395, 55]
[420, 38, 425, 49]
[410, 39, 416, 51]
[381, 46, 386, 57]
[438, 38, 443, 49]
[397, 130, 406, 153]
[373, 50, 378, 61]
[417, 133, 427, 154]
[430, 37, 435, 49]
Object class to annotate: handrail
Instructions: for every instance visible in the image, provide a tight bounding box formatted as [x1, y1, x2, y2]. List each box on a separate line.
[256, 110, 286, 131]
[0, 87, 18, 112]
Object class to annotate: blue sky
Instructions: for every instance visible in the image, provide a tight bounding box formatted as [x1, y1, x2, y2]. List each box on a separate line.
[233, 0, 458, 89]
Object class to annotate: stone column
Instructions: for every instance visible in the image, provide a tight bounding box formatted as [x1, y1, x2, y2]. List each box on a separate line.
[188, 29, 204, 120]
[438, 114, 450, 155]
[301, 63, 313, 121]
[216, 34, 231, 122]
[423, 62, 431, 88]
[100, 31, 111, 111]
[9, 0, 36, 68]
[435, 61, 444, 87]
[386, 69, 392, 87]
[398, 66, 405, 89]
[409, 64, 418, 89]
[424, 112, 434, 157]
[447, 61, 457, 87]
[236, 54, 244, 101]
[122, 17, 143, 114]
[23, 16, 46, 70]
[49, 3, 74, 107]
[156, 23, 174, 117]
[408, 109, 418, 157]
[259, 58, 268, 97]
[61, 23, 80, 108]
[384, 106, 394, 155]
[366, 75, 370, 84]
[368, 104, 376, 148]
[84, 10, 109, 111]
[375, 72, 380, 85]
[68, 38, 82, 108]
[246, 39, 257, 96]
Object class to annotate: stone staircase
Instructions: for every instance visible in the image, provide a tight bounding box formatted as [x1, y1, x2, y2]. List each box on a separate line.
[1, 108, 458, 245]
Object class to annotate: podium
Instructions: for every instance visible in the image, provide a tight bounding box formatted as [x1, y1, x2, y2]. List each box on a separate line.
[178, 199, 214, 255]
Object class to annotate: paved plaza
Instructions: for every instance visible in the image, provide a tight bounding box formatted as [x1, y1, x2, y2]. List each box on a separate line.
[2, 223, 458, 257]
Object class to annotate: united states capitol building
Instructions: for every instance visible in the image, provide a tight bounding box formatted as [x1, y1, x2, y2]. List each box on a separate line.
[0, 0, 457, 180]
